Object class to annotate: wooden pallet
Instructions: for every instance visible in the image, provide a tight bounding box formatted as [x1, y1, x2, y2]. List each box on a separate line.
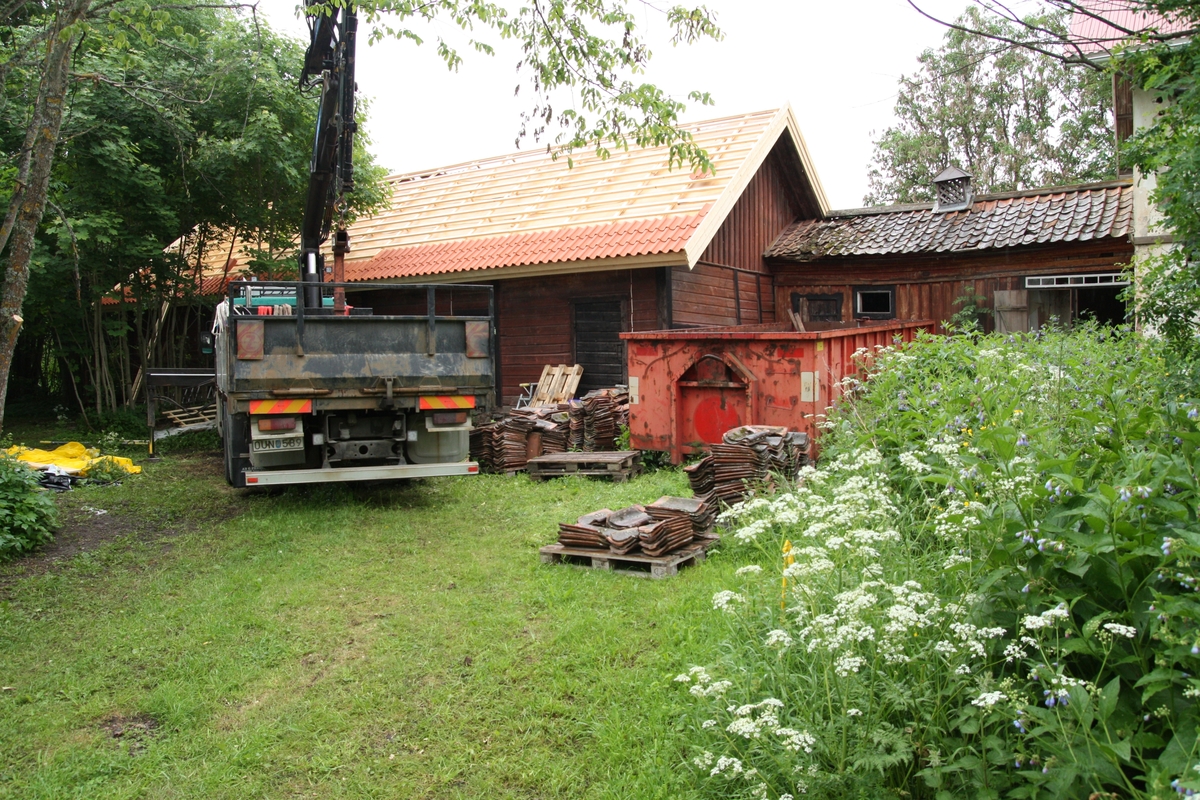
[526, 450, 641, 482]
[162, 403, 217, 428]
[529, 364, 584, 407]
[539, 536, 717, 578]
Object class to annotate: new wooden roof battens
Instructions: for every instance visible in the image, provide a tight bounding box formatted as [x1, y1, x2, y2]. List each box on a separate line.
[342, 107, 830, 284]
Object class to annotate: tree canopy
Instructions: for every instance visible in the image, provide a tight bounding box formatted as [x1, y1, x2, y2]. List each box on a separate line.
[2, 2, 390, 418]
[865, 6, 1114, 206]
[0, 0, 723, 428]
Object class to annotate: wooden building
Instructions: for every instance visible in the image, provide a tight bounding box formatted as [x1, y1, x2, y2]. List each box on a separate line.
[341, 108, 829, 403]
[764, 179, 1134, 334]
[336, 106, 1135, 404]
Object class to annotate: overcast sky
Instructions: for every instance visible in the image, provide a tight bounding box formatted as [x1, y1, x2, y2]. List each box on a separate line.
[253, 0, 978, 210]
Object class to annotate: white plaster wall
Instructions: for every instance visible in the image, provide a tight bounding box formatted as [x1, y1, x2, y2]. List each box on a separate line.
[1131, 86, 1171, 245]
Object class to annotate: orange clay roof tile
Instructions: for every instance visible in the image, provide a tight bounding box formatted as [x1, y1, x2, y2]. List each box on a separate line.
[349, 211, 707, 281]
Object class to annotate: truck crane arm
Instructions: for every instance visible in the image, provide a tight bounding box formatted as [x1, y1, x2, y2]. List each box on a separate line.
[200, 3, 495, 489]
[299, 3, 357, 310]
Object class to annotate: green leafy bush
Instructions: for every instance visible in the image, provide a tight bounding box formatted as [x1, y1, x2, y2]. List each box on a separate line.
[89, 407, 147, 441]
[678, 326, 1200, 799]
[0, 456, 58, 560]
[154, 429, 220, 455]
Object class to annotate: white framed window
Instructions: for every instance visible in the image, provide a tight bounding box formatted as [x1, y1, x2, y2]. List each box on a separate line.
[1025, 273, 1129, 289]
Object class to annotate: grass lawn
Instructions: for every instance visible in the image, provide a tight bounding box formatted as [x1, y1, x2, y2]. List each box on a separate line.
[0, 448, 735, 799]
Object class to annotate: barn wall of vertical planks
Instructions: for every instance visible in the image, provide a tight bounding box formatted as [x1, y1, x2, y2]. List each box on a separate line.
[770, 238, 1132, 335]
[493, 268, 660, 404]
[490, 142, 809, 403]
[671, 140, 800, 328]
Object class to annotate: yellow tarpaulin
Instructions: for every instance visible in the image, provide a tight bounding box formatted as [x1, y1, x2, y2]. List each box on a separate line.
[6, 442, 142, 476]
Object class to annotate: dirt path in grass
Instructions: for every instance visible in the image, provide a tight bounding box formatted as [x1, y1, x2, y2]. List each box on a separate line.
[0, 454, 246, 592]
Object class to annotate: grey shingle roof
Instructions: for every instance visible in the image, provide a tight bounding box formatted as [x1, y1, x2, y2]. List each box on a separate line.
[765, 180, 1133, 262]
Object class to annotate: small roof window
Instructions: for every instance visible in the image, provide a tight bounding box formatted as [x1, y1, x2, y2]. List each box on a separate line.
[933, 166, 973, 213]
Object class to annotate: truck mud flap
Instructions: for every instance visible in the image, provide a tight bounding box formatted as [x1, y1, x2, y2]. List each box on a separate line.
[223, 408, 250, 488]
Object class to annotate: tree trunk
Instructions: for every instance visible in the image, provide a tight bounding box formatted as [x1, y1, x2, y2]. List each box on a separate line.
[0, 0, 91, 431]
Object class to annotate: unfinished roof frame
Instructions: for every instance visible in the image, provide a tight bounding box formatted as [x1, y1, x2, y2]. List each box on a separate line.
[340, 107, 830, 285]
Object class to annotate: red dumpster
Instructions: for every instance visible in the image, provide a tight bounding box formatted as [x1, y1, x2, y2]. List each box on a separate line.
[621, 320, 931, 463]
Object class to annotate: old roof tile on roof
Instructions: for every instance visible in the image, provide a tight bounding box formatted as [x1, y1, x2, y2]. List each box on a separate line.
[765, 180, 1132, 262]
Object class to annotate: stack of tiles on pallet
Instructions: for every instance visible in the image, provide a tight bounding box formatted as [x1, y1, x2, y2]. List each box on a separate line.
[556, 497, 714, 557]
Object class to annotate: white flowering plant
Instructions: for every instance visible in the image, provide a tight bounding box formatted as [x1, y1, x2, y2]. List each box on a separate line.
[677, 325, 1200, 799]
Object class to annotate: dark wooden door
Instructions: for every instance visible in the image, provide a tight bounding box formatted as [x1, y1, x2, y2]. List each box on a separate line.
[573, 299, 625, 393]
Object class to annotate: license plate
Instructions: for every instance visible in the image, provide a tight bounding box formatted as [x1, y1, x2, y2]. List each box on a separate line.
[252, 437, 303, 452]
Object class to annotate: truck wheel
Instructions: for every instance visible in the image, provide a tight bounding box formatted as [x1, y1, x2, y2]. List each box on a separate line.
[223, 408, 250, 488]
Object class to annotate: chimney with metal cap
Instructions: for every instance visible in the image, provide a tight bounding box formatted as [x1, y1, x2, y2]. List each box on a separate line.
[933, 166, 973, 213]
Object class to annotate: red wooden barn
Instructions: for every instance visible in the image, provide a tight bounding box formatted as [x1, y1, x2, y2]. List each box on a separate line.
[765, 176, 1134, 334]
[341, 108, 829, 404]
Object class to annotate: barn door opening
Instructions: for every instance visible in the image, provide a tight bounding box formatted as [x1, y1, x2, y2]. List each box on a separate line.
[573, 299, 626, 393]
[1025, 274, 1129, 329]
[1076, 286, 1126, 326]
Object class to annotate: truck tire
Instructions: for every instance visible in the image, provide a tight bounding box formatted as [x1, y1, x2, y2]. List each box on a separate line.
[222, 407, 250, 488]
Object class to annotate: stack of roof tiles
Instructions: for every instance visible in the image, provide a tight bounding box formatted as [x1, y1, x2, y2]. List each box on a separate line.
[470, 406, 574, 472]
[567, 401, 585, 451]
[471, 394, 636, 472]
[538, 411, 570, 454]
[468, 426, 494, 469]
[580, 388, 629, 452]
[472, 391, 633, 472]
[686, 426, 811, 506]
[604, 506, 654, 554]
[557, 509, 612, 549]
[495, 414, 534, 472]
[638, 516, 693, 557]
[646, 495, 717, 536]
[557, 498, 707, 557]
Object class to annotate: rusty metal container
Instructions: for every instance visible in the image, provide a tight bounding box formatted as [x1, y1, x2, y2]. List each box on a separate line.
[621, 320, 930, 463]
